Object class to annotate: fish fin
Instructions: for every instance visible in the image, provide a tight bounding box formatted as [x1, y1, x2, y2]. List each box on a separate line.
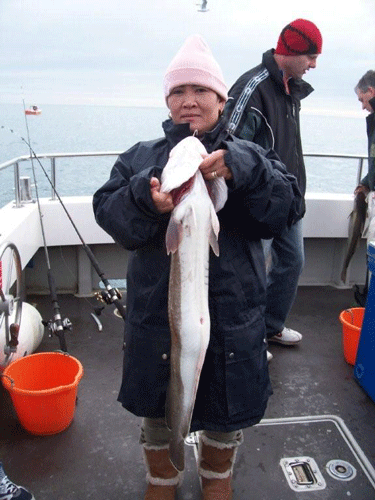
[209, 231, 220, 257]
[206, 177, 228, 212]
[180, 407, 193, 440]
[165, 214, 183, 255]
[165, 368, 182, 432]
[165, 371, 188, 472]
[169, 405, 193, 472]
[165, 382, 173, 431]
[209, 204, 220, 257]
[166, 204, 197, 254]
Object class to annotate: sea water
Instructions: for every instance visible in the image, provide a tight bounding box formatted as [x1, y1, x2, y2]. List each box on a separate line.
[0, 102, 368, 207]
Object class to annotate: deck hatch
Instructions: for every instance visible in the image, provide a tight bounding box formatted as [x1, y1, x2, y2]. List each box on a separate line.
[280, 456, 326, 492]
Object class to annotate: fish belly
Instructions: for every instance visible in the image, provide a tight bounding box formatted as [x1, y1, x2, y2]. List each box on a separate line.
[167, 242, 210, 471]
[166, 187, 213, 471]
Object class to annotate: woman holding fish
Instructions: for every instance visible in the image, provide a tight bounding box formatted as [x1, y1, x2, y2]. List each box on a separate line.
[93, 35, 302, 500]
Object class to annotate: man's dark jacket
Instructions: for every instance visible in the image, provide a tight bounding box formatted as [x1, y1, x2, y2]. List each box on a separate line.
[360, 96, 375, 190]
[224, 49, 314, 216]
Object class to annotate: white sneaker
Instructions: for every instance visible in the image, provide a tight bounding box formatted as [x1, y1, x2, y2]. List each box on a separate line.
[267, 351, 273, 362]
[269, 327, 302, 345]
[0, 462, 35, 500]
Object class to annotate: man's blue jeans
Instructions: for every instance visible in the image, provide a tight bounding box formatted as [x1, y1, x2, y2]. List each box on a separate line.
[262, 219, 304, 339]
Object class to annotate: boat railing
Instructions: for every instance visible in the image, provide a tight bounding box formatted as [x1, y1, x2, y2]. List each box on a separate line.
[0, 151, 122, 208]
[304, 153, 367, 187]
[0, 151, 368, 209]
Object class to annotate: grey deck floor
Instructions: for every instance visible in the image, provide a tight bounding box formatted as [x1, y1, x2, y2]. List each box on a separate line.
[1, 286, 375, 499]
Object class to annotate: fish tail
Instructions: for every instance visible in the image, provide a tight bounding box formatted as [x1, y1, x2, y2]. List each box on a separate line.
[169, 436, 185, 472]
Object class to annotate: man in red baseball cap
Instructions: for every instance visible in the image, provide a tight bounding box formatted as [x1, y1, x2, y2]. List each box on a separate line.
[224, 19, 322, 360]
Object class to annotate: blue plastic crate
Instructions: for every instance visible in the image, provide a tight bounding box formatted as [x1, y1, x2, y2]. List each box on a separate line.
[354, 242, 375, 403]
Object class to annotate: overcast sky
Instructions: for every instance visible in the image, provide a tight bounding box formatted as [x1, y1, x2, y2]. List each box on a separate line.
[1, 0, 374, 115]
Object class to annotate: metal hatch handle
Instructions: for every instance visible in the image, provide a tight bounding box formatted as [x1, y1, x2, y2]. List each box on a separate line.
[290, 461, 316, 486]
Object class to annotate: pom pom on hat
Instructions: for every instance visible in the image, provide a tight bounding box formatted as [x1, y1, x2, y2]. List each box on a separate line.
[275, 19, 322, 56]
[163, 34, 228, 101]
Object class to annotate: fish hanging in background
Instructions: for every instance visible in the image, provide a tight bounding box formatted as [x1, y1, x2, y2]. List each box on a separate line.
[161, 136, 227, 472]
[341, 190, 367, 282]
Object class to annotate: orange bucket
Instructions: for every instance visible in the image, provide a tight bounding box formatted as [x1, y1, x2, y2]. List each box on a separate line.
[339, 308, 365, 366]
[1, 352, 83, 435]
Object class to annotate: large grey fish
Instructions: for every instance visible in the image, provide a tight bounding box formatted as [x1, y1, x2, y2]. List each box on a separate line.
[341, 190, 367, 282]
[161, 136, 227, 472]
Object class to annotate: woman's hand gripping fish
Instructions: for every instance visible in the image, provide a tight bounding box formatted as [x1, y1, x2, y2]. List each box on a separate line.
[161, 136, 227, 472]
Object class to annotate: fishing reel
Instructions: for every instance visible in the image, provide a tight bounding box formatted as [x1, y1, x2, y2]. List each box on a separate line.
[44, 316, 73, 336]
[94, 284, 126, 321]
[43, 316, 72, 353]
[95, 287, 122, 306]
[42, 316, 73, 352]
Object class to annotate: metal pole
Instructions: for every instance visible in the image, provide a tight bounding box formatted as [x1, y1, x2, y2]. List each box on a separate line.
[13, 161, 22, 208]
[51, 157, 57, 200]
[357, 158, 365, 186]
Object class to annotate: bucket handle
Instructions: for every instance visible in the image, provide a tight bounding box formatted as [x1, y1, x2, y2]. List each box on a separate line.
[1, 351, 78, 391]
[0, 373, 15, 388]
[345, 309, 355, 325]
[0, 351, 69, 388]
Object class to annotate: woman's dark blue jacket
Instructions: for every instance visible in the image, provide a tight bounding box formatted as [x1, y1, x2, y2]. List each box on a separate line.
[93, 118, 303, 432]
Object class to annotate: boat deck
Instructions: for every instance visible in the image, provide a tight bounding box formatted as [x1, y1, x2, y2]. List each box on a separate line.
[1, 286, 375, 499]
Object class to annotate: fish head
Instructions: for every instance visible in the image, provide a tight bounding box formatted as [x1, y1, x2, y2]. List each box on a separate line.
[161, 137, 207, 193]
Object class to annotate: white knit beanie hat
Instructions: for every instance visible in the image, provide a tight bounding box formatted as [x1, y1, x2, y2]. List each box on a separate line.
[163, 34, 228, 101]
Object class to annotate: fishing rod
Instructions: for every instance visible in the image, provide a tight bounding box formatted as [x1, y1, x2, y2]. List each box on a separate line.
[1, 122, 127, 323]
[22, 102, 71, 352]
